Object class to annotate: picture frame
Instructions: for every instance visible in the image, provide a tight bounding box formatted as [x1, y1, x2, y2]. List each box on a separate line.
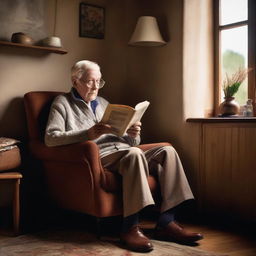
[79, 3, 105, 39]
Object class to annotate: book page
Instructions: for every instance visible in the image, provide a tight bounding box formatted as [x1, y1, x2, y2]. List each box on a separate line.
[128, 101, 150, 128]
[101, 104, 135, 136]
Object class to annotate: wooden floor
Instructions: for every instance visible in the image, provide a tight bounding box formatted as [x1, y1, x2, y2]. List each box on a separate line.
[140, 219, 256, 256]
[182, 222, 256, 256]
[0, 211, 256, 256]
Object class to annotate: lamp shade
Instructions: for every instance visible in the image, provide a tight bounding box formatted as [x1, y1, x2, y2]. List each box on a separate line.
[128, 16, 166, 46]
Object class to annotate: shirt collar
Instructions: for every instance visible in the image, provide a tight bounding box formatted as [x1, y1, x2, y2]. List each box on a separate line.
[71, 88, 99, 114]
[71, 87, 84, 101]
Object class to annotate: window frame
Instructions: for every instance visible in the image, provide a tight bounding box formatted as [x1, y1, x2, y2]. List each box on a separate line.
[213, 0, 256, 116]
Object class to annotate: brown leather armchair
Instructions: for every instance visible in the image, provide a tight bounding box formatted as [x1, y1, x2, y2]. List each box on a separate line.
[24, 91, 171, 220]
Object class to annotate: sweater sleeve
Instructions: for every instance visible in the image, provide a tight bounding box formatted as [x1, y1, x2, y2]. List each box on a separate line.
[44, 98, 89, 147]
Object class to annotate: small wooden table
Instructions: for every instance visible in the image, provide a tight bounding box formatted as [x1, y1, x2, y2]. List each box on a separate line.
[0, 145, 22, 235]
[0, 172, 22, 235]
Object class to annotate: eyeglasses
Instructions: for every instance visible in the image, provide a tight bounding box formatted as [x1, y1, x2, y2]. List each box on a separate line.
[80, 78, 105, 89]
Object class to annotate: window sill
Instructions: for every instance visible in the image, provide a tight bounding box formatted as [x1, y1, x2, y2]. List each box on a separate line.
[187, 117, 256, 123]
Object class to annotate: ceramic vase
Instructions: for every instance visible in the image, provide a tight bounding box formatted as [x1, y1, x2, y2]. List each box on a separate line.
[219, 96, 240, 116]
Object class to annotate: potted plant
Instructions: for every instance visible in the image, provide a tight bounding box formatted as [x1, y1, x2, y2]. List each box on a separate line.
[219, 67, 251, 116]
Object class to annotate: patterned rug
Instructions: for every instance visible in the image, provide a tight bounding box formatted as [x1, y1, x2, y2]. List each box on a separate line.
[0, 229, 228, 256]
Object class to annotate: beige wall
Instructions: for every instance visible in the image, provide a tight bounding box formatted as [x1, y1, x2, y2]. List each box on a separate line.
[0, 0, 213, 201]
[121, 0, 213, 195]
[0, 0, 109, 140]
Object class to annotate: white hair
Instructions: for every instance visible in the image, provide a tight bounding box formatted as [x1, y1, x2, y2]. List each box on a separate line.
[71, 60, 101, 85]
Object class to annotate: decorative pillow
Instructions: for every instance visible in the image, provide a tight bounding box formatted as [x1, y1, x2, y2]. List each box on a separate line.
[0, 145, 18, 152]
[0, 137, 20, 149]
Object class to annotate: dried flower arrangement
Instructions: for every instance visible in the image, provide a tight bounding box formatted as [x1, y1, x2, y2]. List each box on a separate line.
[222, 67, 251, 98]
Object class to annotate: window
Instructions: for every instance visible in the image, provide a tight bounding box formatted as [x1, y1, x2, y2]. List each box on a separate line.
[214, 0, 256, 114]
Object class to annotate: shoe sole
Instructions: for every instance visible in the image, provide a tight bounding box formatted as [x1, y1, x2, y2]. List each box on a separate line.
[154, 234, 203, 245]
[120, 239, 154, 253]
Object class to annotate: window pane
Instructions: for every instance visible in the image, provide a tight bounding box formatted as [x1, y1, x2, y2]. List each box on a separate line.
[220, 0, 247, 25]
[220, 26, 248, 105]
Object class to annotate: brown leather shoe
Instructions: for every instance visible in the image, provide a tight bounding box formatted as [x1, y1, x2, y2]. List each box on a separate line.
[120, 225, 154, 252]
[154, 221, 203, 244]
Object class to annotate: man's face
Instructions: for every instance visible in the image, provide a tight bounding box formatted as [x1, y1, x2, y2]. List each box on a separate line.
[74, 69, 101, 102]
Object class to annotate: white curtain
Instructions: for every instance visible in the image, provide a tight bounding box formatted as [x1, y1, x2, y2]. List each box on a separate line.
[183, 0, 214, 118]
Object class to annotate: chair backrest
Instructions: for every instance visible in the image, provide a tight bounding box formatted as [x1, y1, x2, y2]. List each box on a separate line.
[24, 91, 63, 141]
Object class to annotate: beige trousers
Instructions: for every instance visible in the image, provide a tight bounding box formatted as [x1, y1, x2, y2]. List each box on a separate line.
[101, 146, 194, 217]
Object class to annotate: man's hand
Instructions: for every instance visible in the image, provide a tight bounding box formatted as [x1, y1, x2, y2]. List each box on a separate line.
[127, 121, 142, 138]
[87, 123, 113, 140]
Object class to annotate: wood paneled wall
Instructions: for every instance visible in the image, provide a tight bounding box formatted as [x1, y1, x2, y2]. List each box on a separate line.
[198, 122, 256, 220]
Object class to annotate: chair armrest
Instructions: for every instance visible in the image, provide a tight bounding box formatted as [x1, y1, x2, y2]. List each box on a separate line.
[30, 141, 172, 162]
[29, 140, 104, 189]
[138, 142, 171, 151]
[29, 140, 100, 164]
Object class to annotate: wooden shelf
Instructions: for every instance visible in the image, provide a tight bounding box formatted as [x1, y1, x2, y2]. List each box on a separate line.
[0, 40, 68, 54]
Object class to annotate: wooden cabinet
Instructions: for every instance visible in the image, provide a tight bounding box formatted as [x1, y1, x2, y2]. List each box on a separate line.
[188, 118, 256, 220]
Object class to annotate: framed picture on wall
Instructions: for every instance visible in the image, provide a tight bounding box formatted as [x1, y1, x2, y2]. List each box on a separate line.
[79, 3, 105, 39]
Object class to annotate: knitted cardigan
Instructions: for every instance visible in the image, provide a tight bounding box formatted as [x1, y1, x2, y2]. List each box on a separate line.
[44, 90, 140, 157]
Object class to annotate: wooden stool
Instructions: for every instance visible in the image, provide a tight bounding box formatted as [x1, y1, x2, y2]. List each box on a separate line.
[0, 172, 22, 234]
[0, 146, 22, 235]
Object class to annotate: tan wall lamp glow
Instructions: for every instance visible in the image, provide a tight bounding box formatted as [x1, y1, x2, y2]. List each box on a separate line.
[128, 16, 166, 47]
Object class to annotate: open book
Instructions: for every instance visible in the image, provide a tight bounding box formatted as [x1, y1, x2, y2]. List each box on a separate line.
[101, 101, 150, 136]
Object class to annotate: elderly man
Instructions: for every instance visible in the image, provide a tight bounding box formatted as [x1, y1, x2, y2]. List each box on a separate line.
[45, 60, 203, 252]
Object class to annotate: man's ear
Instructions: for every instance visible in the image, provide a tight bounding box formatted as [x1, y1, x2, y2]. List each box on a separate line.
[73, 79, 78, 87]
